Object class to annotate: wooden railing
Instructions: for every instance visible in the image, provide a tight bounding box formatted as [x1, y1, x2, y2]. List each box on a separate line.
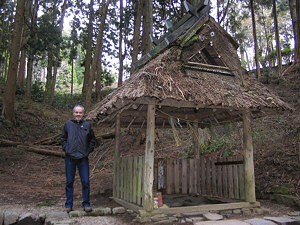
[113, 156, 144, 205]
[113, 155, 245, 206]
[154, 156, 245, 200]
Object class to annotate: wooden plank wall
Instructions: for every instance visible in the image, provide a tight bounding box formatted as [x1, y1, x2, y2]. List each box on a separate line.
[155, 156, 245, 200]
[114, 156, 144, 205]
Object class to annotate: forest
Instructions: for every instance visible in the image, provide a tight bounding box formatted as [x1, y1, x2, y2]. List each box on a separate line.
[0, 0, 299, 121]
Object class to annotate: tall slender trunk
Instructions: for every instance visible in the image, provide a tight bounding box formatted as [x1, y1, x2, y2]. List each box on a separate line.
[130, 0, 142, 75]
[118, 0, 123, 87]
[141, 0, 153, 55]
[50, 0, 68, 105]
[71, 59, 74, 95]
[296, 0, 300, 68]
[25, 0, 38, 100]
[17, 0, 31, 88]
[273, 0, 282, 74]
[289, 0, 298, 62]
[95, 61, 102, 100]
[82, 0, 94, 93]
[85, 0, 109, 112]
[17, 48, 26, 87]
[250, 0, 261, 79]
[25, 54, 33, 99]
[2, 0, 25, 121]
[261, 6, 272, 67]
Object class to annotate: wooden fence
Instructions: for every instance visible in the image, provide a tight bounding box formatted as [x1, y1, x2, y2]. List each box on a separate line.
[113, 155, 245, 206]
[154, 156, 245, 200]
[113, 156, 145, 205]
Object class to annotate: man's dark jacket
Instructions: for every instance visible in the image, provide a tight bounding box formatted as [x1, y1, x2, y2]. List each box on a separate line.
[61, 119, 96, 159]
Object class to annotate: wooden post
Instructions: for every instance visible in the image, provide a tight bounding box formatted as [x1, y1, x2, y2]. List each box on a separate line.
[143, 104, 155, 211]
[113, 113, 121, 198]
[193, 121, 199, 158]
[243, 111, 256, 203]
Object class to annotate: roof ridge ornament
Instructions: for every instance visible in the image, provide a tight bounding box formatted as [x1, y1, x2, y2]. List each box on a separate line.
[184, 0, 210, 18]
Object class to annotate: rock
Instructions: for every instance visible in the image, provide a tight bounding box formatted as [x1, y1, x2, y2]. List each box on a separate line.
[68, 211, 86, 218]
[44, 212, 69, 225]
[242, 208, 252, 215]
[264, 216, 300, 225]
[219, 210, 233, 215]
[46, 219, 77, 225]
[175, 213, 184, 219]
[4, 211, 19, 225]
[45, 212, 69, 220]
[126, 209, 134, 214]
[153, 217, 178, 224]
[112, 207, 125, 214]
[135, 216, 151, 223]
[233, 209, 242, 214]
[86, 207, 111, 216]
[245, 218, 277, 225]
[182, 212, 204, 217]
[194, 219, 250, 225]
[288, 212, 300, 217]
[16, 213, 41, 225]
[151, 214, 168, 222]
[189, 216, 205, 222]
[252, 208, 265, 215]
[203, 212, 223, 221]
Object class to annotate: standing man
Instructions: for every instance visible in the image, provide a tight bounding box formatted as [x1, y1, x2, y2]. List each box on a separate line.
[61, 105, 96, 213]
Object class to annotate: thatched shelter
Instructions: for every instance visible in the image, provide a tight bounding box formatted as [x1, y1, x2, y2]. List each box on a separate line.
[86, 0, 290, 217]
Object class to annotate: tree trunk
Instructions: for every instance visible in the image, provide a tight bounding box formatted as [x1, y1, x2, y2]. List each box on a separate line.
[141, 0, 153, 56]
[49, 65, 57, 104]
[118, 0, 124, 87]
[45, 50, 53, 99]
[71, 59, 74, 95]
[85, 0, 109, 112]
[17, 0, 31, 88]
[25, 54, 33, 99]
[250, 0, 261, 79]
[130, 0, 142, 75]
[50, 0, 68, 105]
[296, 0, 300, 68]
[17, 48, 26, 87]
[289, 0, 298, 62]
[261, 6, 272, 67]
[95, 59, 102, 101]
[25, 0, 38, 100]
[273, 0, 282, 74]
[2, 0, 25, 122]
[82, 0, 94, 93]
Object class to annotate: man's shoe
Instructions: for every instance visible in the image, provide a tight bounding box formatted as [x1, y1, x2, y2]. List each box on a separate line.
[64, 207, 72, 213]
[84, 206, 92, 212]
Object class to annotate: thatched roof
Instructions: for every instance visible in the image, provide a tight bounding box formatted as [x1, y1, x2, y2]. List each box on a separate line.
[86, 46, 291, 128]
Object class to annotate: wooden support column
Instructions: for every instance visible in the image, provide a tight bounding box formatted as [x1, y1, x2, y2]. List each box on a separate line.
[243, 111, 256, 203]
[143, 104, 155, 211]
[114, 113, 121, 157]
[193, 121, 199, 158]
[113, 113, 121, 198]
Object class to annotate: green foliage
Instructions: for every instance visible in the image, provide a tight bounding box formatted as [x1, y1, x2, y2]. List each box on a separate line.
[52, 93, 84, 110]
[35, 200, 56, 207]
[31, 81, 45, 102]
[179, 144, 194, 159]
[268, 185, 290, 195]
[199, 135, 234, 158]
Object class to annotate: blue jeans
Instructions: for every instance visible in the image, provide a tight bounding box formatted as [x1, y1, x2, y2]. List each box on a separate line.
[65, 157, 90, 208]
